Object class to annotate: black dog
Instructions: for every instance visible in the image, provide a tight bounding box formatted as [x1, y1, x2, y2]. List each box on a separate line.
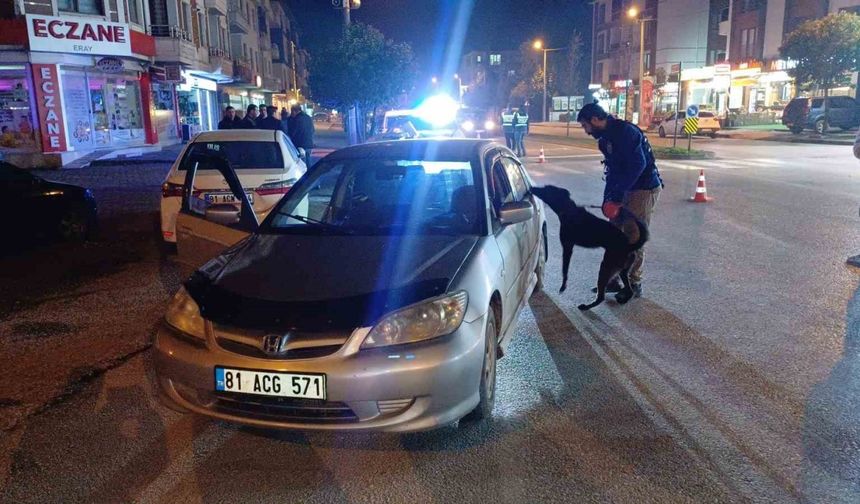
[530, 185, 649, 311]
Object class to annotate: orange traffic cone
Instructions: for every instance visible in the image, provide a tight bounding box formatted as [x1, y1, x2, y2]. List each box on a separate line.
[538, 147, 546, 163]
[690, 169, 710, 202]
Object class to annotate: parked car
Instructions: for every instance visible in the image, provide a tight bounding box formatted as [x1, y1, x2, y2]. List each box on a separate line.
[0, 161, 97, 242]
[155, 139, 547, 432]
[313, 112, 331, 123]
[658, 110, 721, 138]
[160, 129, 306, 244]
[782, 96, 859, 134]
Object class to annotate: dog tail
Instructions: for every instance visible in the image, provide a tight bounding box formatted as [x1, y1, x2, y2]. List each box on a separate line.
[625, 211, 649, 252]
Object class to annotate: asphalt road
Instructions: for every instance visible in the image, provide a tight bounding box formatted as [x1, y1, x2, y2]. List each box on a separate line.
[2, 133, 859, 503]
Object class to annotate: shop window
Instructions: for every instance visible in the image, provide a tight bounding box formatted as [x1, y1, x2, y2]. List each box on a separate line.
[0, 68, 36, 151]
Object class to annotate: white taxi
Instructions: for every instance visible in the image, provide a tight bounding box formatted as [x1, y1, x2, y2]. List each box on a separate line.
[160, 129, 306, 243]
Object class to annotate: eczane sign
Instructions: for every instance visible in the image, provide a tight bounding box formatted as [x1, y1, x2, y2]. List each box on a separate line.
[26, 14, 132, 57]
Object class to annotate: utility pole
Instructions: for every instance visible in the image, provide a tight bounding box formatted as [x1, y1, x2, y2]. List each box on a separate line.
[343, 0, 350, 26]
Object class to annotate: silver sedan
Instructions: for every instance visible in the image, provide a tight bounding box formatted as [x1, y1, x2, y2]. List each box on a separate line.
[155, 139, 547, 432]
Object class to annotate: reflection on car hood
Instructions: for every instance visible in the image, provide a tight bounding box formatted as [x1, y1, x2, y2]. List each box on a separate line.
[186, 233, 478, 331]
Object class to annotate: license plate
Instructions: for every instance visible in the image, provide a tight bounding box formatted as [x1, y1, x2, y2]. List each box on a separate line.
[204, 192, 254, 205]
[214, 367, 326, 399]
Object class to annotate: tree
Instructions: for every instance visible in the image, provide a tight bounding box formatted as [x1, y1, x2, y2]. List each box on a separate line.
[309, 23, 416, 141]
[558, 31, 587, 96]
[780, 12, 860, 133]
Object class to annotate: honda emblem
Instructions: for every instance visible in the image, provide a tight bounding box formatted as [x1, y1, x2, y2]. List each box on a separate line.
[262, 333, 291, 356]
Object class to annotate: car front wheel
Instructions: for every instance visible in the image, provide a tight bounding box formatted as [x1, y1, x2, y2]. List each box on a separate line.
[462, 311, 498, 423]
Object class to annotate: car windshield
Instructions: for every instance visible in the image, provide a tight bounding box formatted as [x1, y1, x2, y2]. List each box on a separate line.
[178, 141, 284, 170]
[265, 157, 481, 235]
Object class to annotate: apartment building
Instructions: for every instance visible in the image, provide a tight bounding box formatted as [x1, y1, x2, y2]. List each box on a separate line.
[0, 0, 308, 167]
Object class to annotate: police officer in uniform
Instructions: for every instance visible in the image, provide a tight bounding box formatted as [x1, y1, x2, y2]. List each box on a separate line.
[500, 106, 516, 150]
[513, 105, 529, 157]
[577, 102, 663, 298]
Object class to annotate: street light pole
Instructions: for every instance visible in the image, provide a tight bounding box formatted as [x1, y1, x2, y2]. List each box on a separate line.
[542, 48, 548, 123]
[637, 18, 644, 125]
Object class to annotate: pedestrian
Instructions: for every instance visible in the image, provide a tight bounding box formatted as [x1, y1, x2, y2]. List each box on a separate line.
[238, 104, 258, 129]
[848, 129, 860, 267]
[218, 106, 240, 130]
[577, 102, 663, 298]
[854, 128, 860, 160]
[500, 105, 515, 150]
[513, 105, 529, 157]
[259, 104, 268, 121]
[258, 105, 286, 134]
[280, 108, 291, 134]
[289, 104, 315, 166]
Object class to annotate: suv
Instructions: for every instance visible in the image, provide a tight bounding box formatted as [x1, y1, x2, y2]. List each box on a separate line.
[782, 96, 859, 134]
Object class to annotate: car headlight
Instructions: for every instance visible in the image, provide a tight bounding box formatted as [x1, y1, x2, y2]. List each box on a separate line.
[362, 291, 468, 349]
[462, 120, 475, 132]
[484, 120, 495, 131]
[165, 287, 206, 340]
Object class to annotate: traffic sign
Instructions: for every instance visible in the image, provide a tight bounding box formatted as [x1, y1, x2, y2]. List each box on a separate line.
[686, 104, 699, 118]
[684, 117, 699, 135]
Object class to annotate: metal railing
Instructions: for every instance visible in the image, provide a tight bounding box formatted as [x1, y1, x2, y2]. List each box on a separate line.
[149, 25, 193, 42]
[208, 47, 232, 60]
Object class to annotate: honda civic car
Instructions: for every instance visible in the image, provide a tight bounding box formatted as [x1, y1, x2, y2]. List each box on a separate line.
[154, 139, 547, 432]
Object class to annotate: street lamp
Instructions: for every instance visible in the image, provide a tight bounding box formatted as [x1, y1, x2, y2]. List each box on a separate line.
[628, 6, 656, 126]
[532, 39, 564, 123]
[431, 76, 438, 85]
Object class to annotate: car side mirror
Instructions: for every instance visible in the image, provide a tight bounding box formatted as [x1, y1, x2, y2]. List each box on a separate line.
[205, 204, 241, 225]
[499, 201, 533, 226]
[297, 147, 306, 158]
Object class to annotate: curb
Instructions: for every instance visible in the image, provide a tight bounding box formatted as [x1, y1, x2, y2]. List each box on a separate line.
[714, 132, 854, 146]
[87, 158, 175, 167]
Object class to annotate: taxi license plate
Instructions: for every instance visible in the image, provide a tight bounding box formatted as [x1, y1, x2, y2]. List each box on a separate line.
[204, 192, 254, 205]
[215, 367, 326, 400]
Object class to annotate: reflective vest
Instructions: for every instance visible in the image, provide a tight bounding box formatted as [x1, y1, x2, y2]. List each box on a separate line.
[514, 113, 529, 128]
[501, 112, 515, 131]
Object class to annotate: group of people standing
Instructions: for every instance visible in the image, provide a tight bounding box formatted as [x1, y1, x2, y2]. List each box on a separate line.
[500, 105, 529, 157]
[218, 104, 315, 166]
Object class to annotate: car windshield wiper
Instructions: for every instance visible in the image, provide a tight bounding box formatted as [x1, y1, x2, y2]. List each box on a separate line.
[276, 213, 353, 234]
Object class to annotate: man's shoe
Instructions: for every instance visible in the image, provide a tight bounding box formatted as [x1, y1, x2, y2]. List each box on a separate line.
[592, 277, 624, 293]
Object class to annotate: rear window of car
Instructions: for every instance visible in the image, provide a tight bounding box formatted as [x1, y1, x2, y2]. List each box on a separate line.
[178, 141, 284, 171]
[812, 99, 824, 109]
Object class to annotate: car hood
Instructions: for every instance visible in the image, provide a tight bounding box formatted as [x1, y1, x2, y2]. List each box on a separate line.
[186, 233, 478, 331]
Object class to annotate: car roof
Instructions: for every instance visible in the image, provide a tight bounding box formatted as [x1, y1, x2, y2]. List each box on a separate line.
[192, 130, 280, 142]
[324, 139, 501, 162]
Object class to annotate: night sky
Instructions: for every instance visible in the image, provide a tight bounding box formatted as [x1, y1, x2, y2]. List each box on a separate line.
[285, 0, 593, 79]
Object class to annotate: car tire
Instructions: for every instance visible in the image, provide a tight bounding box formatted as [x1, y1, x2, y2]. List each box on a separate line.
[814, 118, 827, 134]
[790, 126, 803, 134]
[709, 131, 718, 139]
[58, 206, 91, 242]
[658, 126, 666, 138]
[533, 226, 547, 295]
[462, 311, 498, 423]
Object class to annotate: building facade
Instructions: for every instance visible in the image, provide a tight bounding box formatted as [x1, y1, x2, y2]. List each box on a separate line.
[0, 0, 308, 167]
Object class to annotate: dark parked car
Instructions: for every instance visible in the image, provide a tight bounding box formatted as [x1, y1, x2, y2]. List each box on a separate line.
[782, 96, 859, 134]
[0, 161, 97, 241]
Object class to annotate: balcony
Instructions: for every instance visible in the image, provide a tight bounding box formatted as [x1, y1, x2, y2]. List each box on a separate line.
[208, 46, 233, 77]
[206, 0, 229, 15]
[150, 25, 198, 66]
[228, 0, 251, 33]
[261, 76, 282, 92]
[233, 59, 254, 83]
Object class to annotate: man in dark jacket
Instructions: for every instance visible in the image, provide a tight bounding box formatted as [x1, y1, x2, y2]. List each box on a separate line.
[258, 105, 286, 134]
[218, 106, 240, 129]
[289, 104, 315, 166]
[238, 104, 258, 129]
[577, 102, 663, 298]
